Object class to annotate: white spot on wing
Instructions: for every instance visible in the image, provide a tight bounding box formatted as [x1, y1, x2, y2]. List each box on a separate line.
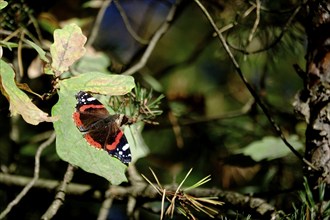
[122, 144, 129, 151]
[87, 97, 96, 101]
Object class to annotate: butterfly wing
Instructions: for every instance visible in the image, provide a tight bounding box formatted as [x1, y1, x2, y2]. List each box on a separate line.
[73, 91, 132, 164]
[87, 116, 132, 164]
[73, 91, 110, 132]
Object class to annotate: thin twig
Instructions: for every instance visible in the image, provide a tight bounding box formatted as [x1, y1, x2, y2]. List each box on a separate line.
[113, 0, 149, 45]
[161, 188, 166, 220]
[27, 12, 43, 44]
[168, 111, 184, 148]
[41, 164, 77, 220]
[247, 0, 260, 44]
[180, 98, 254, 126]
[2, 29, 20, 43]
[193, 0, 318, 171]
[87, 0, 113, 47]
[17, 31, 24, 78]
[0, 132, 56, 219]
[248, 0, 300, 14]
[242, 4, 256, 18]
[122, 0, 181, 75]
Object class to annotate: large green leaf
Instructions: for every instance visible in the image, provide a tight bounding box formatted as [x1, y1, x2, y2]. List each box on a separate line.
[0, 59, 56, 125]
[52, 73, 135, 184]
[238, 135, 303, 162]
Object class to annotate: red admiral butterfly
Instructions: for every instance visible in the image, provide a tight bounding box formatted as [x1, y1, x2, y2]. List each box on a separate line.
[72, 91, 131, 164]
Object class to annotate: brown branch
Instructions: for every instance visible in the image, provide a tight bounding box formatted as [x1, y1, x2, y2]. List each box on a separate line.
[97, 165, 143, 220]
[41, 164, 77, 220]
[0, 167, 276, 219]
[122, 0, 181, 76]
[0, 173, 93, 196]
[97, 195, 114, 220]
[0, 132, 56, 219]
[107, 184, 279, 219]
[127, 164, 144, 183]
[0, 171, 279, 219]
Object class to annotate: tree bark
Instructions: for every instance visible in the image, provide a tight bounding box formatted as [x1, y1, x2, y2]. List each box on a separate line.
[298, 1, 330, 191]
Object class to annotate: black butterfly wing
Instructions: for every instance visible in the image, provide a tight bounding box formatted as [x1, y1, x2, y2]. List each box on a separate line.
[73, 91, 110, 132]
[86, 116, 132, 164]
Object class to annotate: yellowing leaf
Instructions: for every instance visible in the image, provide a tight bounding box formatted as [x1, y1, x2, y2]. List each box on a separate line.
[59, 72, 135, 95]
[0, 59, 57, 125]
[50, 23, 87, 76]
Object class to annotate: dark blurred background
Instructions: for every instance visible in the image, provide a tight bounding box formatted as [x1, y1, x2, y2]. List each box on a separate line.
[0, 0, 307, 219]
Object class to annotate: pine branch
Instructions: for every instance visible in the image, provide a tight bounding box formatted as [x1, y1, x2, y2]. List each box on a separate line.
[0, 172, 278, 219]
